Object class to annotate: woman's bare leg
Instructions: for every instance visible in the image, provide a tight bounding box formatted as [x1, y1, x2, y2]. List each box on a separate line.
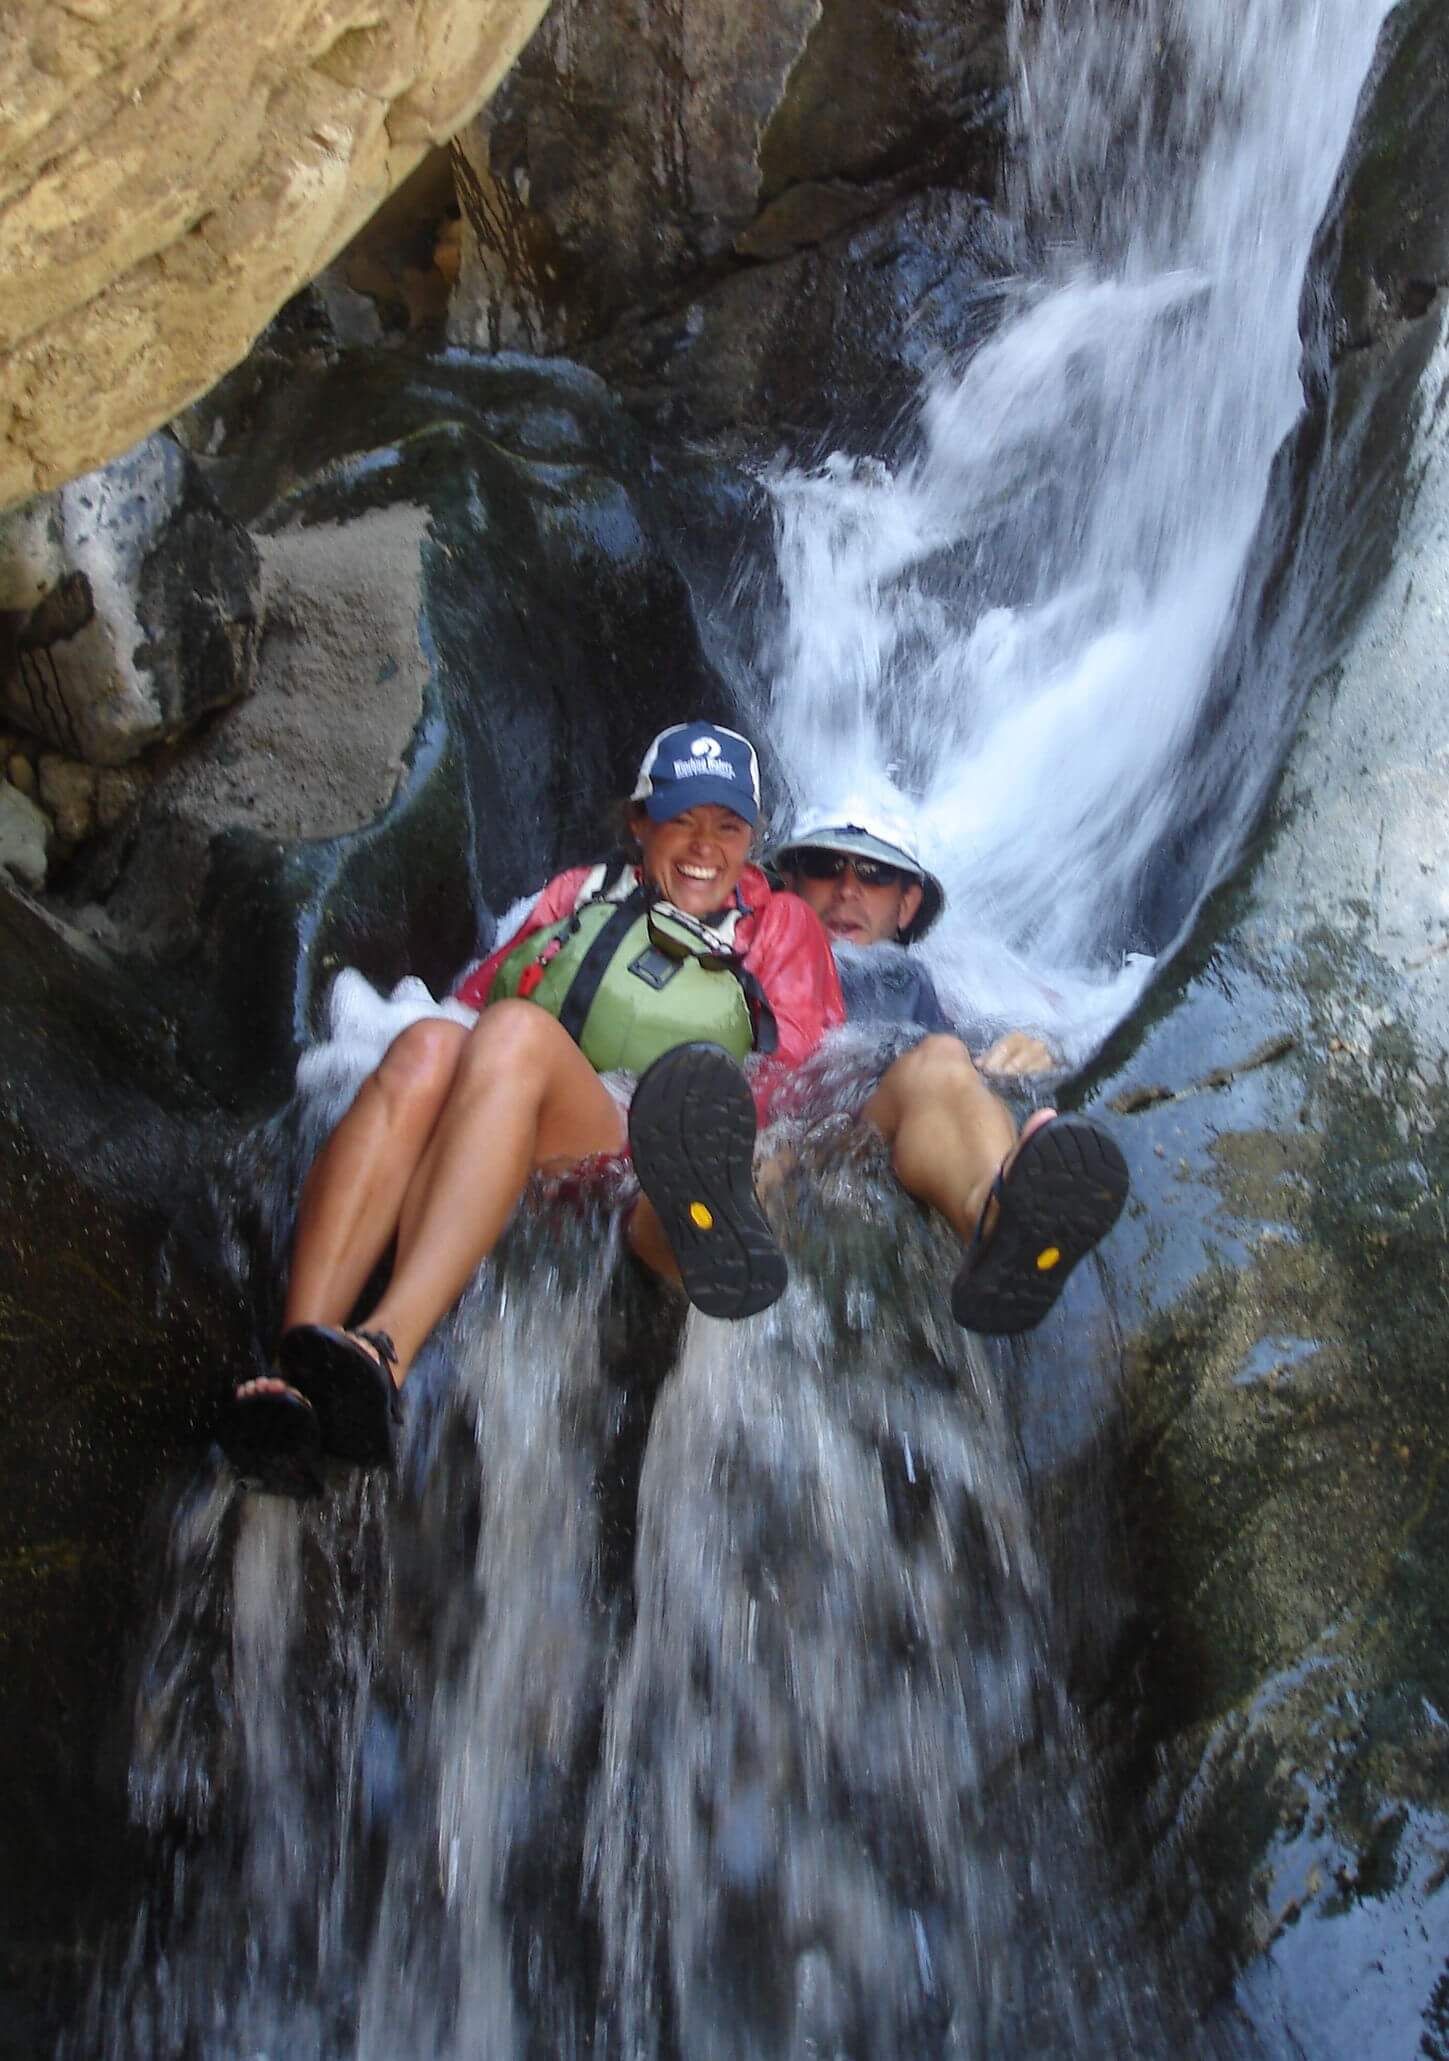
[861, 1034, 1053, 1245]
[342, 1002, 628, 1381]
[283, 1018, 471, 1334]
[241, 1006, 680, 1418]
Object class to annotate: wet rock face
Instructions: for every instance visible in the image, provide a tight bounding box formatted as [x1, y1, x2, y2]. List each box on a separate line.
[1076, 5, 1449, 2040]
[1331, 0, 1449, 355]
[2, 345, 776, 1095]
[0, 436, 260, 768]
[450, 0, 1010, 439]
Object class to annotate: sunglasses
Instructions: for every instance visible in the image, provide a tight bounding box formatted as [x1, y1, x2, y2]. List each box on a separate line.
[792, 849, 916, 891]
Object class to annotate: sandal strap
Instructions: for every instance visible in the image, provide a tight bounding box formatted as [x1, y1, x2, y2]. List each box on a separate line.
[356, 1328, 398, 1374]
[968, 1165, 1008, 1258]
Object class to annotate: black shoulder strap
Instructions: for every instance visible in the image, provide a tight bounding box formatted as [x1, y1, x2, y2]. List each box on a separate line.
[734, 967, 779, 1055]
[600, 851, 637, 899]
[557, 885, 648, 1045]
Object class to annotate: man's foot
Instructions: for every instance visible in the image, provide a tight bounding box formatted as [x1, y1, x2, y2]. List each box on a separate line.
[220, 1377, 324, 1499]
[278, 1325, 402, 1467]
[628, 1043, 787, 1320]
[951, 1112, 1129, 1335]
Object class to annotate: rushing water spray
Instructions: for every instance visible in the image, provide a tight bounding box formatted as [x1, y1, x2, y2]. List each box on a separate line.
[77, 3, 1400, 2056]
[764, 0, 1395, 1060]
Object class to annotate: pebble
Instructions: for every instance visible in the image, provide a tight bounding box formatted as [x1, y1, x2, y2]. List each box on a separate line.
[38, 753, 98, 844]
[96, 765, 145, 830]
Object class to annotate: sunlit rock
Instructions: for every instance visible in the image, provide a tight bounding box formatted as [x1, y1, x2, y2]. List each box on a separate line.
[0, 0, 552, 510]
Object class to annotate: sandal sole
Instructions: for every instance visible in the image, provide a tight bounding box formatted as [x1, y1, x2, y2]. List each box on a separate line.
[951, 1116, 1128, 1335]
[279, 1326, 401, 1467]
[219, 1386, 324, 1499]
[628, 1043, 787, 1320]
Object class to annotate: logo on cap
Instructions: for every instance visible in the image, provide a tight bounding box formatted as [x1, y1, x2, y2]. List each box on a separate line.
[673, 733, 735, 781]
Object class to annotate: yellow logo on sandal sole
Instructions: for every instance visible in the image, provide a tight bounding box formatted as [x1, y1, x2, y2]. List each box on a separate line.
[1036, 1246, 1061, 1271]
[690, 1202, 714, 1230]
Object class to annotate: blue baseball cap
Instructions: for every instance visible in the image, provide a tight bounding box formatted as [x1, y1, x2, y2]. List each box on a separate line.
[631, 721, 761, 825]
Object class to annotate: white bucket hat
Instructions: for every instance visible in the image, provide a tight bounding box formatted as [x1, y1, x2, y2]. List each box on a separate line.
[770, 804, 945, 943]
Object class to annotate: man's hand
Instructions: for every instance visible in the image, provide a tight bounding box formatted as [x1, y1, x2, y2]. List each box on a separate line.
[975, 1030, 1058, 1077]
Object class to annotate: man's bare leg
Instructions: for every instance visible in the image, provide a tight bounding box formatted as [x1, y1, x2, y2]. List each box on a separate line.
[860, 1034, 1054, 1245]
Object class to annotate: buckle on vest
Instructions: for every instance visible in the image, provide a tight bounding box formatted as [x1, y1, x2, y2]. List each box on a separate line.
[518, 934, 565, 998]
[627, 945, 682, 991]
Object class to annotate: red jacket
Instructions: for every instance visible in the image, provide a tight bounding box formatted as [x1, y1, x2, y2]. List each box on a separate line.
[455, 862, 844, 1113]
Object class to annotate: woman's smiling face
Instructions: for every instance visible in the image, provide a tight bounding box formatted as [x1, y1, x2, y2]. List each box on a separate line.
[631, 803, 754, 918]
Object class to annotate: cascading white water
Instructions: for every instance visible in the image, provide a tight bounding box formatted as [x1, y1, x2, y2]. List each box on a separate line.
[764, 0, 1395, 1062]
[585, 1119, 1158, 2058]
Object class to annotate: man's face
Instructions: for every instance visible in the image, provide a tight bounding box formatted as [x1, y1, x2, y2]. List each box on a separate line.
[789, 852, 925, 946]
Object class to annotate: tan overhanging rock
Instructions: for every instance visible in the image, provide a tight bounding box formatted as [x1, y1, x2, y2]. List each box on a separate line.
[0, 0, 550, 513]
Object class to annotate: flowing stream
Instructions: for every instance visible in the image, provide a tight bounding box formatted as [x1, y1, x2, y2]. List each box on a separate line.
[74, 1, 1399, 2055]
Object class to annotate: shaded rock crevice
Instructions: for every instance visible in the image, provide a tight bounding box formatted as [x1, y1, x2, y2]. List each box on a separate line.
[448, 0, 1012, 442]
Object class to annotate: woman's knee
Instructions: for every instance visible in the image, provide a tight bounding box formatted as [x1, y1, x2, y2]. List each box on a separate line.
[374, 1018, 468, 1109]
[458, 998, 577, 1084]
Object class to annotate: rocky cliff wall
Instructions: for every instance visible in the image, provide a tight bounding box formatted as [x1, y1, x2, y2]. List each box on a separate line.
[0, 0, 551, 511]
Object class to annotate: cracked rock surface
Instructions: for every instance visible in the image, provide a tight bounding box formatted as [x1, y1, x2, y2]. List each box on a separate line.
[0, 0, 552, 510]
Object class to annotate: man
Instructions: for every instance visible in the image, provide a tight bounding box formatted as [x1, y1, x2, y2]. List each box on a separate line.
[770, 809, 1128, 1333]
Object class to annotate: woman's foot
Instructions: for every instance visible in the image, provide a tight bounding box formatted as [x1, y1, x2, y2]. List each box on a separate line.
[951, 1111, 1129, 1335]
[220, 1377, 324, 1498]
[278, 1325, 402, 1467]
[628, 1043, 787, 1320]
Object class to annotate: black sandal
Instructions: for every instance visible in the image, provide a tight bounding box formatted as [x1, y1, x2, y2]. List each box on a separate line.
[951, 1115, 1129, 1335]
[218, 1381, 324, 1499]
[628, 1043, 787, 1320]
[278, 1325, 402, 1466]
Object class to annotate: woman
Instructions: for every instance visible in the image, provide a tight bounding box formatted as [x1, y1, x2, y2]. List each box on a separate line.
[223, 721, 844, 1482]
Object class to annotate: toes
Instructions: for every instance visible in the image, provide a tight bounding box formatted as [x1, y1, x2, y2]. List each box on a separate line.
[1012, 1106, 1057, 1160]
[235, 1376, 303, 1403]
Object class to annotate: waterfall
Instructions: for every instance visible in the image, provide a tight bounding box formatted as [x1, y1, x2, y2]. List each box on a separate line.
[79, 1061, 1170, 2059]
[762, 0, 1395, 1062]
[73, 0, 1400, 2055]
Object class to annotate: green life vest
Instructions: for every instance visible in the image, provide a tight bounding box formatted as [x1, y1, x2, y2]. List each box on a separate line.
[487, 863, 764, 1074]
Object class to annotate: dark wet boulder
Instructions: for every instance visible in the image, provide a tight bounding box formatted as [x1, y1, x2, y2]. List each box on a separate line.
[23, 349, 775, 1110]
[448, 0, 1013, 445]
